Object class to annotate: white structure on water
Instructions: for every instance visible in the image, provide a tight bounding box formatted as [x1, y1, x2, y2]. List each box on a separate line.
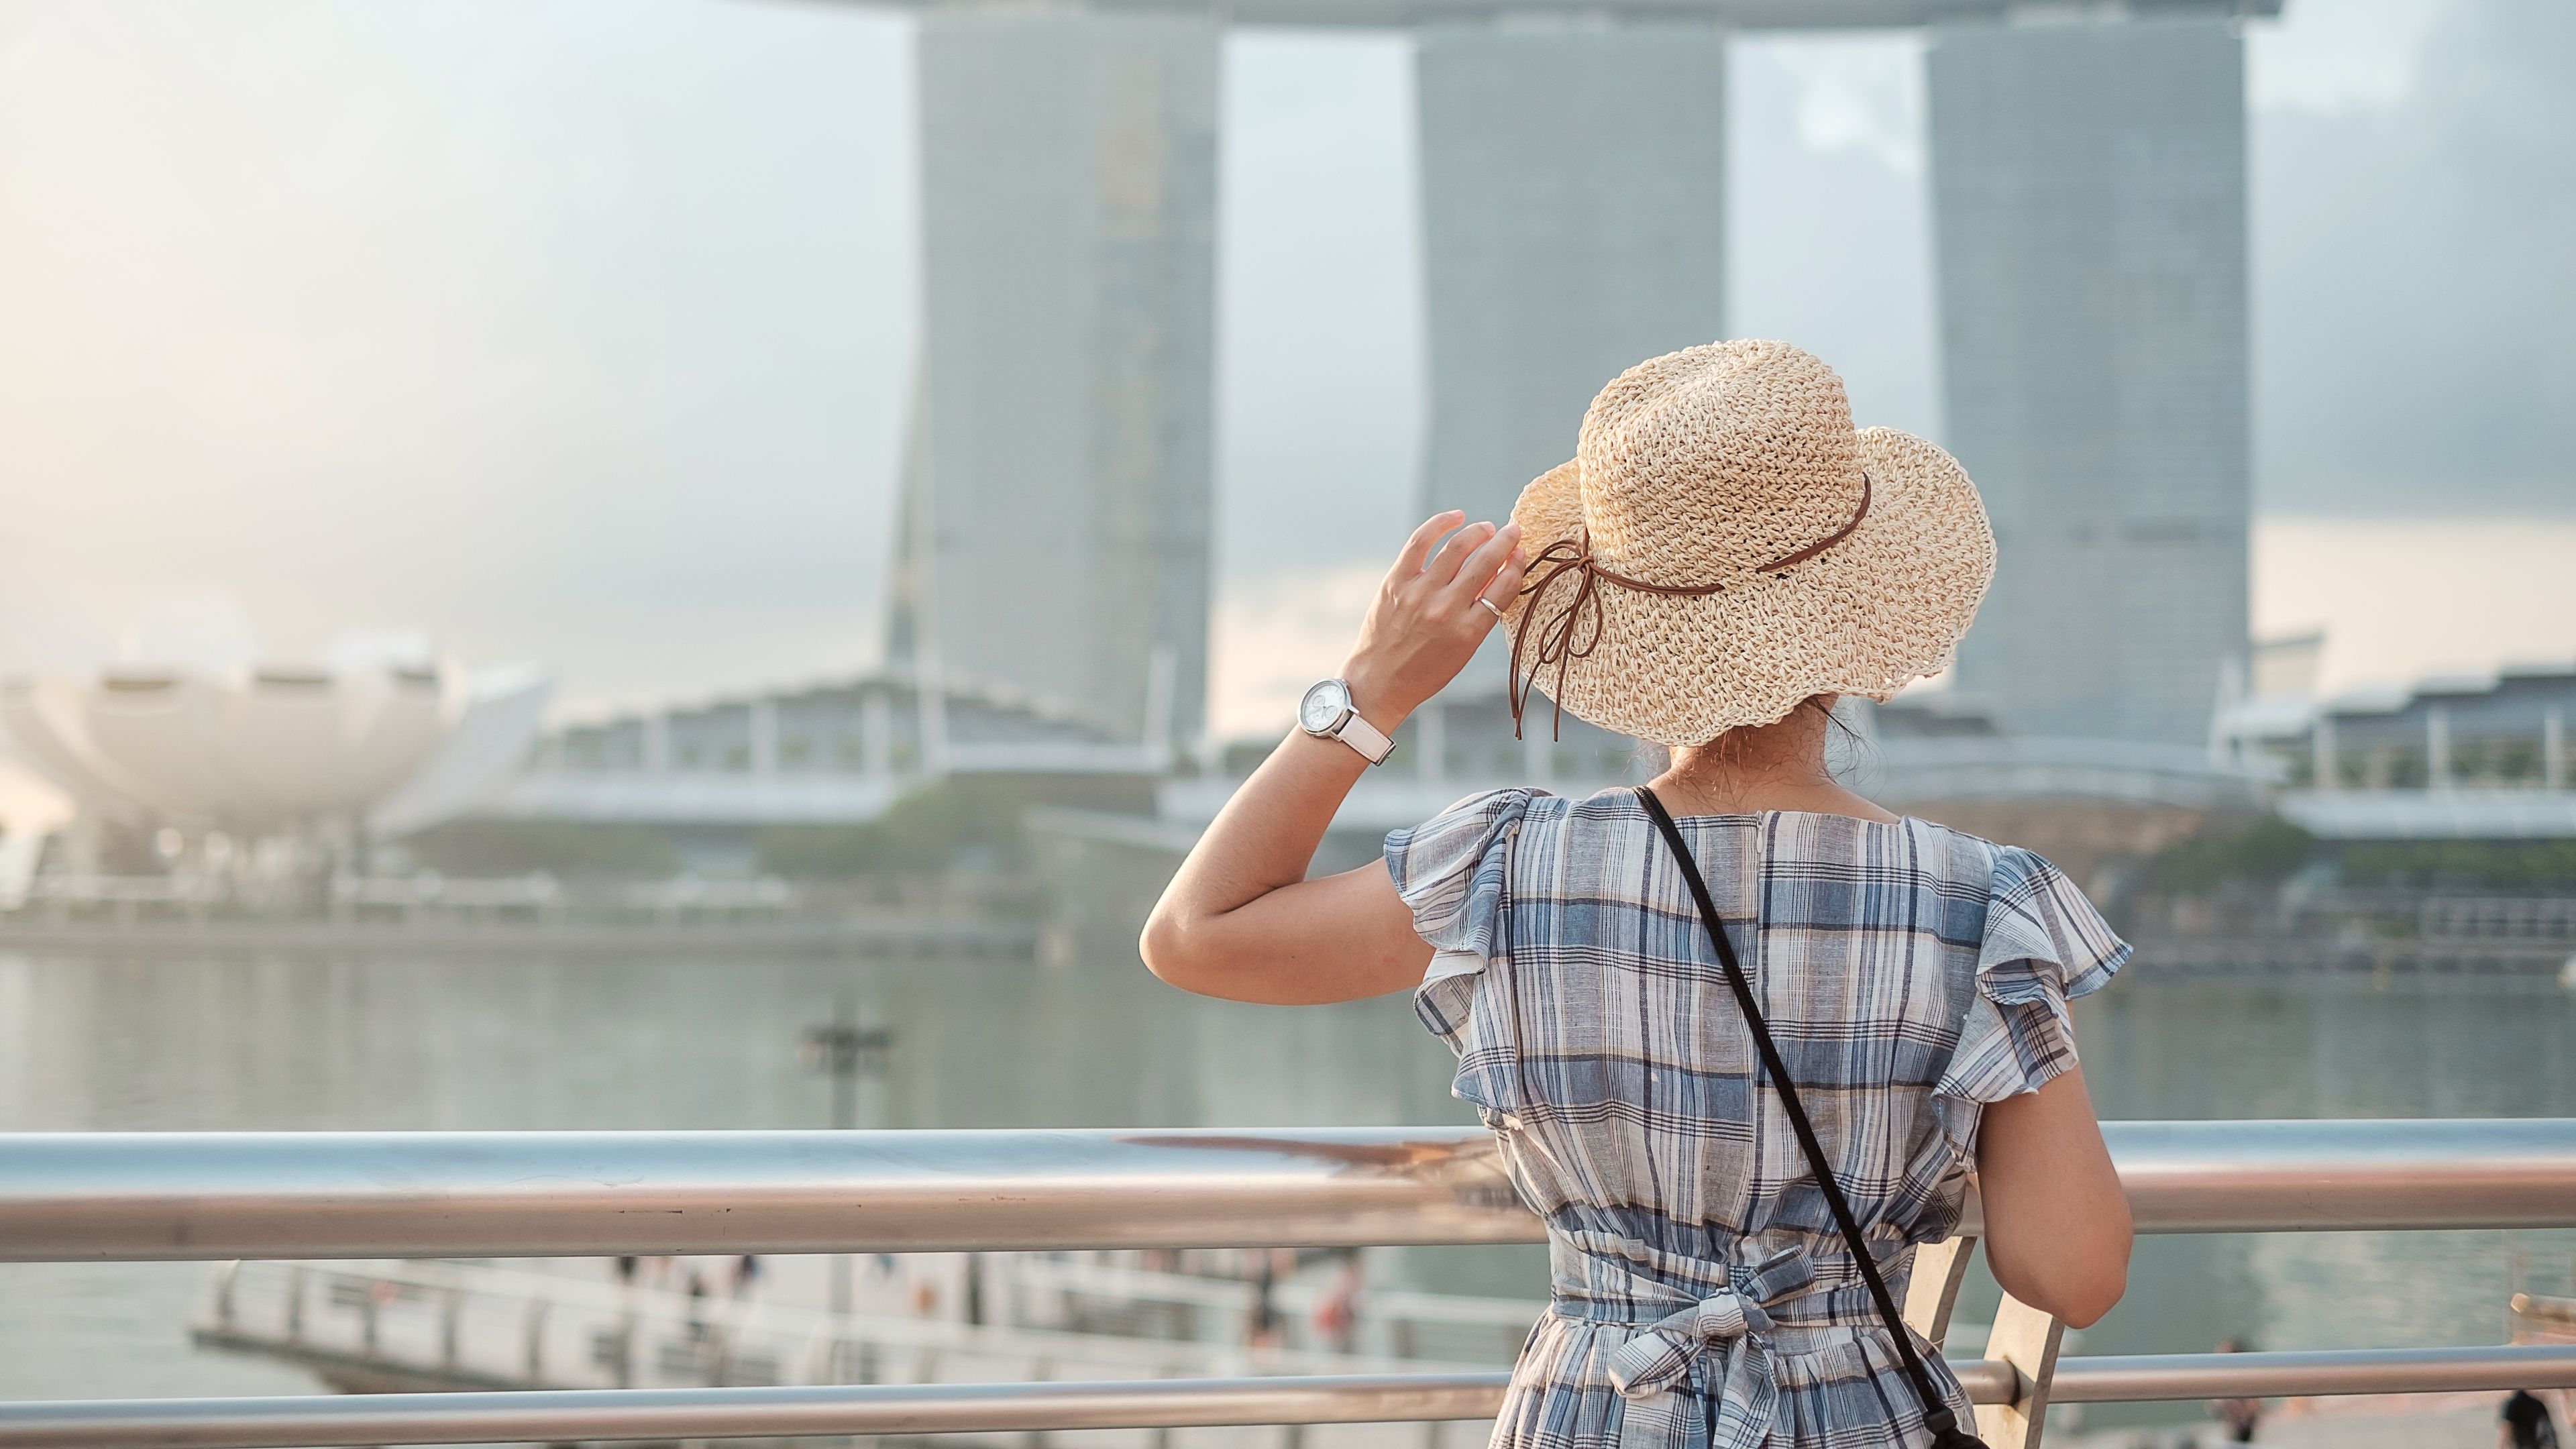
[0, 608, 549, 856]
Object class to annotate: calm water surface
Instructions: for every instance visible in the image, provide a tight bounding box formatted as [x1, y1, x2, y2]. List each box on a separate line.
[5, 945, 2575, 1420]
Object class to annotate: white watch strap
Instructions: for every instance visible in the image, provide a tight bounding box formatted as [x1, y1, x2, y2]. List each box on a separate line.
[1334, 709, 1395, 765]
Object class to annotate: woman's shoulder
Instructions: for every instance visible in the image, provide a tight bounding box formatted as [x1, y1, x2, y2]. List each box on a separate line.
[1774, 809, 2007, 878]
[1383, 786, 1631, 900]
[1391, 788, 2109, 895]
[1886, 816, 2080, 895]
[1389, 786, 1552, 846]
[1876, 817, 2129, 993]
[1759, 812, 2111, 928]
[1384, 788, 1542, 900]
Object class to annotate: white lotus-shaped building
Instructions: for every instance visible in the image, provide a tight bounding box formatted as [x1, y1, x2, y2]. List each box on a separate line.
[0, 607, 549, 839]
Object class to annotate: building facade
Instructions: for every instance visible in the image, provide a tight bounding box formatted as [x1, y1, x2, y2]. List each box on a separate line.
[876, 1, 2265, 759]
[504, 666, 1157, 827]
[1928, 13, 2252, 745]
[888, 11, 1220, 749]
[1414, 20, 1731, 532]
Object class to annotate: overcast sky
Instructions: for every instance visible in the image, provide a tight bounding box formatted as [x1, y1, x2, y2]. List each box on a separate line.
[0, 0, 2567, 728]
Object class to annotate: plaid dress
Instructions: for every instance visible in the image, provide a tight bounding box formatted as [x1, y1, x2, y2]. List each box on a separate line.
[1384, 788, 2128, 1449]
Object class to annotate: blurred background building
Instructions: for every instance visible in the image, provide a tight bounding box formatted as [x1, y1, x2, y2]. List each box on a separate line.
[5, 0, 2569, 926]
[1413, 20, 1731, 533]
[0, 598, 547, 905]
[1931, 14, 2252, 746]
[885, 9, 1220, 749]
[885, 0, 2269, 755]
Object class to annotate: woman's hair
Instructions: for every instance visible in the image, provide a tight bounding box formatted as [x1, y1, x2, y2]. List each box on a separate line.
[1668, 694, 1870, 782]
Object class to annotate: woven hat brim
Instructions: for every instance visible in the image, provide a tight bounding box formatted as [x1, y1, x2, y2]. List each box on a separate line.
[1502, 427, 1996, 747]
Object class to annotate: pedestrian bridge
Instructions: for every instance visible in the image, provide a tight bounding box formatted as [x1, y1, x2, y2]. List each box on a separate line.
[4, 1120, 2575, 1447]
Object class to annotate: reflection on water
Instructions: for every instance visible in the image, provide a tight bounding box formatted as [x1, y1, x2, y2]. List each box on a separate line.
[2, 948, 2573, 1415]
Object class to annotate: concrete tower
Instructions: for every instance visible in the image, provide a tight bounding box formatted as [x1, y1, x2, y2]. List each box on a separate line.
[1414, 21, 1731, 530]
[889, 11, 1219, 749]
[1927, 14, 2251, 745]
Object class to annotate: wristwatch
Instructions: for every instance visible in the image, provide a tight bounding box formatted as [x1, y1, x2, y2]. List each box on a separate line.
[1297, 678, 1396, 765]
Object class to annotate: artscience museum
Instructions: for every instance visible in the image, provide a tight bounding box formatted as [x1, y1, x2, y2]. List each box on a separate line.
[0, 625, 549, 880]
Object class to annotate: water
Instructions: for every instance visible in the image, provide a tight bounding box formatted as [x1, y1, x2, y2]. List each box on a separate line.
[4, 945, 2575, 1423]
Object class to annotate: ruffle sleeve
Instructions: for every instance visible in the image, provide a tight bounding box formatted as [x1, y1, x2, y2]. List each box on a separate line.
[1382, 788, 1532, 1061]
[1934, 845, 2131, 1158]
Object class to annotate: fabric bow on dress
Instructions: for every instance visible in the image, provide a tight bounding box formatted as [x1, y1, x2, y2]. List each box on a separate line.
[1554, 1237, 1831, 1449]
[1604, 1285, 1783, 1449]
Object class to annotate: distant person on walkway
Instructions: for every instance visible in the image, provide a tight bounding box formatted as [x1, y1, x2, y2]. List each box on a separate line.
[1246, 1248, 1283, 1351]
[2504, 1389, 2560, 1449]
[1313, 1250, 1364, 1356]
[731, 1254, 760, 1299]
[1146, 341, 2134, 1449]
[684, 1269, 710, 1340]
[2208, 1338, 2262, 1442]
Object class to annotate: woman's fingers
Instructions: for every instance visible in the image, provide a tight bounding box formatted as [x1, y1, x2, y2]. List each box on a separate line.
[1421, 519, 1496, 588]
[1389, 511, 1464, 584]
[1450, 522, 1523, 602]
[1474, 548, 1529, 627]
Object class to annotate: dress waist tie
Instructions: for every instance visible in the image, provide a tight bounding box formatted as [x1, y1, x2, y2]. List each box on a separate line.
[1550, 1237, 1894, 1449]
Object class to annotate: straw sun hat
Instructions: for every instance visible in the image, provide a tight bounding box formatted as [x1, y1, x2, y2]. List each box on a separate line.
[1502, 339, 1996, 748]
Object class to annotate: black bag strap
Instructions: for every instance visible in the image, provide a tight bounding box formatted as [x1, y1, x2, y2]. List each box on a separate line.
[1635, 786, 1986, 1449]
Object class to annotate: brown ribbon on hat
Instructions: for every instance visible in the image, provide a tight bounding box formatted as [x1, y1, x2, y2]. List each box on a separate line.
[1507, 473, 1872, 741]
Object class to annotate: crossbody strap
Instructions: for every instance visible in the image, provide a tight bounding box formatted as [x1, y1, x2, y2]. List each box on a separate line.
[1635, 786, 1984, 1449]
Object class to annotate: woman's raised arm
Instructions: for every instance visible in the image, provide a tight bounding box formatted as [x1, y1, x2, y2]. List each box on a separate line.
[1141, 512, 1525, 1004]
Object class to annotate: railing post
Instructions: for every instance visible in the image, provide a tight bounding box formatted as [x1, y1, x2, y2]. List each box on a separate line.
[1024, 1357, 1053, 1449]
[213, 1258, 241, 1328]
[1974, 1294, 2065, 1449]
[1903, 1236, 1978, 1349]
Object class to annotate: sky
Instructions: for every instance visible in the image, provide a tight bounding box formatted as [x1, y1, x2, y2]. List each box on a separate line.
[0, 0, 2567, 737]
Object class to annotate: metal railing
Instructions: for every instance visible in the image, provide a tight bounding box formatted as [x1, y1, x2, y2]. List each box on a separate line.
[15, 1117, 2576, 1261]
[5, 1119, 2576, 1448]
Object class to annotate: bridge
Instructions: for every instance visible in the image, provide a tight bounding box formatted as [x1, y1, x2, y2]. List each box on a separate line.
[4, 1118, 2575, 1446]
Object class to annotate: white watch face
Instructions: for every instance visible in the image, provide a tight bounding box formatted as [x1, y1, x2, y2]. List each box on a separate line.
[1299, 679, 1350, 735]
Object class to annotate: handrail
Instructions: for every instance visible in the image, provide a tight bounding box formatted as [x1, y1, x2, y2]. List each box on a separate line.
[7, 1118, 2576, 1261]
[8, 1120, 2576, 1449]
[9, 1347, 2576, 1448]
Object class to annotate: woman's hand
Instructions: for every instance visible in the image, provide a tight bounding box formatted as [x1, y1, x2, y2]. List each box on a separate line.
[1138, 510, 1527, 1006]
[1341, 511, 1528, 727]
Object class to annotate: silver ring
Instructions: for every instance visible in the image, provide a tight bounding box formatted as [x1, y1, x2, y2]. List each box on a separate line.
[1477, 597, 1507, 623]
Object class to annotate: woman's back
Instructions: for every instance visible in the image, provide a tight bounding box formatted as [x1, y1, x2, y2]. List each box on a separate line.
[1139, 339, 2135, 1447]
[1387, 788, 2127, 1449]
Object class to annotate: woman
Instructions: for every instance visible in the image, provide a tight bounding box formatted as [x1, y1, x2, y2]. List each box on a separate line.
[1144, 341, 2132, 1449]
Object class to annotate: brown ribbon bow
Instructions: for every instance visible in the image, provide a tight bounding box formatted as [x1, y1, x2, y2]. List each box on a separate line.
[1506, 473, 1872, 741]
